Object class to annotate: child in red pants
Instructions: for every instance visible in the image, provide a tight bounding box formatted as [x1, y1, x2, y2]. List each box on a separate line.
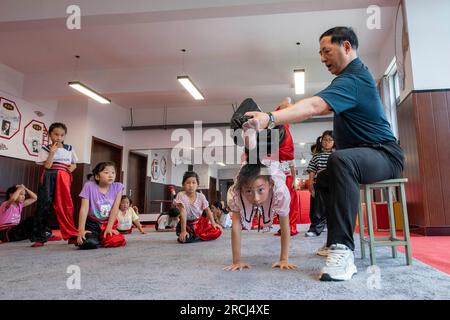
[175, 171, 222, 243]
[76, 162, 126, 249]
[31, 122, 79, 247]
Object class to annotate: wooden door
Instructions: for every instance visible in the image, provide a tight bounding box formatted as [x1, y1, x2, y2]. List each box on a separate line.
[91, 137, 123, 181]
[209, 177, 217, 203]
[127, 152, 147, 213]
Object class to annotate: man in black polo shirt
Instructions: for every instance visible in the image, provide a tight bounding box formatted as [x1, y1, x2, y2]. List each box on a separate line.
[245, 26, 404, 281]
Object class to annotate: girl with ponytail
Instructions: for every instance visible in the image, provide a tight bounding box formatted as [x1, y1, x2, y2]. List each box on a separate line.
[76, 162, 126, 249]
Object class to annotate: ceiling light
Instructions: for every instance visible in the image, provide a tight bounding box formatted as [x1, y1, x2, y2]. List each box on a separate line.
[68, 81, 111, 104]
[68, 56, 111, 104]
[294, 42, 305, 95]
[177, 49, 204, 100]
[177, 76, 204, 100]
[294, 69, 305, 95]
[300, 152, 306, 165]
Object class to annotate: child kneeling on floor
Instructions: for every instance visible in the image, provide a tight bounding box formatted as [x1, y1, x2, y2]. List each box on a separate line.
[117, 195, 146, 234]
[175, 171, 222, 243]
[76, 162, 126, 249]
[0, 185, 37, 243]
[211, 201, 232, 229]
[155, 207, 180, 232]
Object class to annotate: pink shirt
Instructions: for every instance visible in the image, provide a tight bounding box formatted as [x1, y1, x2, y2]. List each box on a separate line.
[227, 159, 290, 231]
[175, 191, 209, 223]
[0, 201, 24, 226]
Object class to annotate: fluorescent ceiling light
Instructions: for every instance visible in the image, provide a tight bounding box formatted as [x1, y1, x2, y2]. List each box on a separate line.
[294, 69, 305, 95]
[68, 81, 111, 104]
[177, 76, 205, 100]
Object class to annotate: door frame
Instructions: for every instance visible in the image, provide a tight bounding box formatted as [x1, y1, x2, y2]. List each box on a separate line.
[91, 136, 124, 181]
[127, 151, 148, 213]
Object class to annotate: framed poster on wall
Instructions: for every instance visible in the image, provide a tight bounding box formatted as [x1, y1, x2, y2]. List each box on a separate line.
[23, 120, 49, 157]
[160, 156, 167, 176]
[0, 97, 21, 140]
[151, 158, 160, 180]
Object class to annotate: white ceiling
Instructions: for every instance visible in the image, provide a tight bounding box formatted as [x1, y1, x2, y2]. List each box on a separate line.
[0, 0, 396, 115]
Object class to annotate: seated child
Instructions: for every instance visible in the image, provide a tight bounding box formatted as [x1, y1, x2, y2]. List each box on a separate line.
[0, 185, 37, 243]
[117, 195, 146, 234]
[76, 162, 126, 250]
[155, 207, 180, 232]
[210, 201, 232, 229]
[224, 161, 297, 271]
[175, 171, 223, 243]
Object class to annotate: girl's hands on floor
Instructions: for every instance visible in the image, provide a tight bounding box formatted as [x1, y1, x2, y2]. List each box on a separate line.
[178, 231, 188, 242]
[272, 260, 297, 270]
[223, 261, 251, 271]
[77, 230, 91, 245]
[104, 228, 119, 237]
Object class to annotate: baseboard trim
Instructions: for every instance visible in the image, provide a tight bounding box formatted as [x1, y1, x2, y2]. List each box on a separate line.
[410, 225, 450, 236]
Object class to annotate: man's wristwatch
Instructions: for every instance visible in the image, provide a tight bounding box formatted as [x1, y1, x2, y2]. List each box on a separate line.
[266, 112, 276, 129]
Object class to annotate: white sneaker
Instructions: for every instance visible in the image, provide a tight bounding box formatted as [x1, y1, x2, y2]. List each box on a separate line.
[320, 244, 357, 281]
[316, 244, 329, 257]
[305, 231, 318, 237]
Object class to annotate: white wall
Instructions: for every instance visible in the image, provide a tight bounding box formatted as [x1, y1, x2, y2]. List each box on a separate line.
[218, 168, 239, 180]
[55, 98, 90, 163]
[378, 0, 450, 102]
[148, 149, 171, 184]
[171, 162, 189, 187]
[87, 100, 128, 164]
[193, 164, 210, 189]
[0, 64, 24, 98]
[0, 64, 56, 162]
[405, 0, 450, 90]
[54, 98, 128, 164]
[0, 89, 56, 161]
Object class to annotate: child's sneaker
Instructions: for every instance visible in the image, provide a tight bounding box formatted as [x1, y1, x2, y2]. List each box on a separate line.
[305, 231, 318, 237]
[31, 242, 45, 248]
[316, 244, 329, 256]
[320, 244, 357, 281]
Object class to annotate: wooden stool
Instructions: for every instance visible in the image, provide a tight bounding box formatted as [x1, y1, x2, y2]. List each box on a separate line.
[358, 178, 412, 266]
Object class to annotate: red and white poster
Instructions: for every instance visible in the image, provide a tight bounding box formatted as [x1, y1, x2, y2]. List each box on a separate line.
[0, 97, 21, 140]
[23, 120, 49, 157]
[151, 158, 160, 180]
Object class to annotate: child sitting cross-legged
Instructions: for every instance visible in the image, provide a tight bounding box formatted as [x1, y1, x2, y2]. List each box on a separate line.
[117, 195, 146, 234]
